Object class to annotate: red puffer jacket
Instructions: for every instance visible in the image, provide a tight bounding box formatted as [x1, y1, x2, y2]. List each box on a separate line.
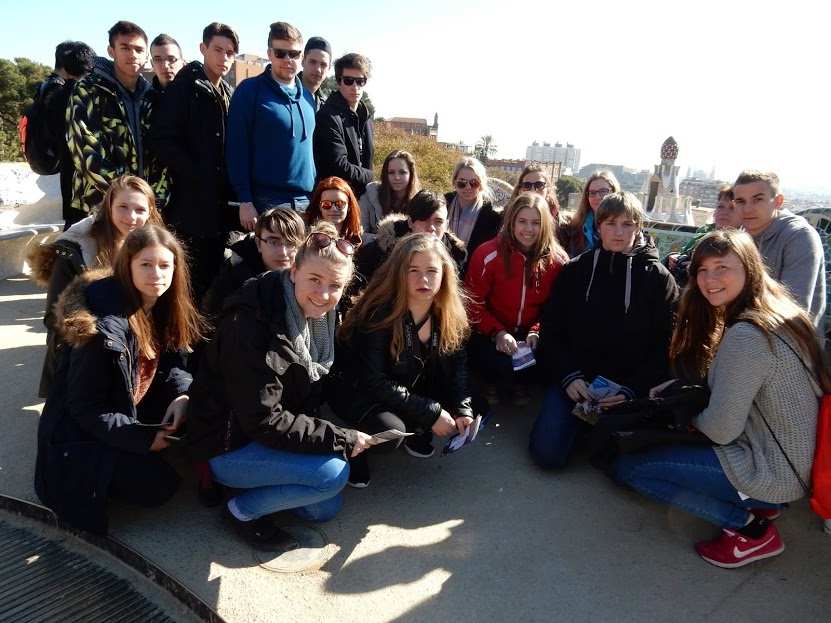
[465, 236, 564, 337]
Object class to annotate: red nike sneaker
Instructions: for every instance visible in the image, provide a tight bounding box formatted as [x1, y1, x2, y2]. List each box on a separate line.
[694, 523, 785, 568]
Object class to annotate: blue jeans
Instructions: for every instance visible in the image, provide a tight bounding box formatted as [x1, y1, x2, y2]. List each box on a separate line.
[252, 191, 310, 214]
[529, 387, 584, 468]
[209, 442, 349, 522]
[613, 445, 781, 528]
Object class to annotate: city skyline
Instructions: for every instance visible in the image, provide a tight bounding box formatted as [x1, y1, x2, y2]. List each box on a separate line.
[1, 0, 826, 194]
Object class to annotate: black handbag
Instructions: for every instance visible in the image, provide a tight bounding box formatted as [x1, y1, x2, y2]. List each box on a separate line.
[587, 381, 711, 472]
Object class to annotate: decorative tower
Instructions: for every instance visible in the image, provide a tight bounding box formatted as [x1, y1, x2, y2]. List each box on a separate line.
[430, 113, 439, 140]
[642, 136, 692, 223]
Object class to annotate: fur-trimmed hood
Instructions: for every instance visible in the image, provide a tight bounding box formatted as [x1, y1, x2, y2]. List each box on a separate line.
[374, 212, 468, 266]
[53, 268, 121, 347]
[28, 217, 99, 286]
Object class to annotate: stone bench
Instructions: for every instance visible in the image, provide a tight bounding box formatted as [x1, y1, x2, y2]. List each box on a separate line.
[0, 224, 61, 279]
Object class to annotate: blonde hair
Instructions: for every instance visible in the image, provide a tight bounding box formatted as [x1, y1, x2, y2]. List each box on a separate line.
[295, 221, 355, 283]
[452, 157, 491, 201]
[340, 233, 469, 359]
[499, 193, 567, 280]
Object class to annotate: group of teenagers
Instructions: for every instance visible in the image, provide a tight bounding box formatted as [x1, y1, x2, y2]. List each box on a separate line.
[28, 18, 830, 571]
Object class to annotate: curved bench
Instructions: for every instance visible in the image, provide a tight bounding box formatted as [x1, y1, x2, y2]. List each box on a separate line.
[0, 224, 62, 279]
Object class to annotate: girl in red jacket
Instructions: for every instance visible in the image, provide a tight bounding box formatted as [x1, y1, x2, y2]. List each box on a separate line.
[465, 193, 568, 403]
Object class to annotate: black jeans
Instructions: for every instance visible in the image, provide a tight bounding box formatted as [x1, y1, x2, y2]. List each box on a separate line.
[177, 233, 226, 306]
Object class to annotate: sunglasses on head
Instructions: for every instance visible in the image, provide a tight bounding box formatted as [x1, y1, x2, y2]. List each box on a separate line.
[338, 76, 367, 87]
[521, 180, 547, 191]
[319, 199, 347, 211]
[306, 232, 356, 256]
[271, 47, 302, 60]
[455, 178, 481, 189]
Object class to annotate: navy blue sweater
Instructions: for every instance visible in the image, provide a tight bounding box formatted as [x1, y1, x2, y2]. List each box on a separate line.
[226, 68, 316, 203]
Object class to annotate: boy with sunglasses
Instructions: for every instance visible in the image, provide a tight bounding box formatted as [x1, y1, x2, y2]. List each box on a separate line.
[313, 53, 374, 196]
[227, 21, 317, 232]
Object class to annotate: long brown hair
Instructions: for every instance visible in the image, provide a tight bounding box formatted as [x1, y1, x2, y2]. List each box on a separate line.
[508, 163, 560, 219]
[340, 233, 469, 360]
[571, 170, 620, 249]
[92, 175, 162, 266]
[113, 225, 204, 359]
[670, 229, 831, 391]
[498, 193, 568, 282]
[307, 176, 363, 243]
[379, 150, 420, 214]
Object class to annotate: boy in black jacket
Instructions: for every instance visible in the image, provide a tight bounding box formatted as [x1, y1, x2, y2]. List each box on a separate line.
[150, 22, 239, 303]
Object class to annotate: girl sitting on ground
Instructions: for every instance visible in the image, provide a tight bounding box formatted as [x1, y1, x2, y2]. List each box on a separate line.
[465, 192, 568, 404]
[305, 176, 363, 246]
[331, 233, 475, 487]
[187, 222, 373, 551]
[29, 175, 162, 397]
[359, 150, 421, 242]
[614, 229, 829, 568]
[34, 224, 203, 534]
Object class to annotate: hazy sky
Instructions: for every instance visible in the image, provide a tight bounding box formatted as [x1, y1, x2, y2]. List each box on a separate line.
[2, 0, 826, 192]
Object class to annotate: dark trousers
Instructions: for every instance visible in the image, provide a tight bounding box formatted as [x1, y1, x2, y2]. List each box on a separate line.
[177, 233, 226, 306]
[108, 451, 181, 508]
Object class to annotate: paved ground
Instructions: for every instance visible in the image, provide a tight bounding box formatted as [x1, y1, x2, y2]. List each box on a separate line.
[2, 274, 830, 623]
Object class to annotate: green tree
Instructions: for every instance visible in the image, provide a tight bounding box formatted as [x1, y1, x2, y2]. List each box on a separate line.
[0, 57, 51, 161]
[556, 175, 585, 210]
[373, 124, 459, 193]
[474, 134, 497, 163]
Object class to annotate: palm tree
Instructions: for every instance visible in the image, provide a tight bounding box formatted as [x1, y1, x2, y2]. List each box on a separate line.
[475, 135, 497, 163]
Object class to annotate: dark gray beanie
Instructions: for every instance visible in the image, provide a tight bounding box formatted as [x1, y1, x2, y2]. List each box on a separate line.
[304, 36, 332, 57]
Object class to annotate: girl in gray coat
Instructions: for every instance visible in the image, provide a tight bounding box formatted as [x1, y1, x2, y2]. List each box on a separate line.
[614, 229, 830, 568]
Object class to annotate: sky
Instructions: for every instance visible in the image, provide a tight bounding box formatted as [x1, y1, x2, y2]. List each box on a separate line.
[2, 0, 828, 193]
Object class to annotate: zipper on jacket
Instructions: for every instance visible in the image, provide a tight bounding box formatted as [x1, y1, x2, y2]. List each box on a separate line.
[108, 337, 134, 402]
[515, 255, 527, 332]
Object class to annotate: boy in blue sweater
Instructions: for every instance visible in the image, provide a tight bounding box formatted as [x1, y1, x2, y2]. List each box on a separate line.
[226, 21, 316, 231]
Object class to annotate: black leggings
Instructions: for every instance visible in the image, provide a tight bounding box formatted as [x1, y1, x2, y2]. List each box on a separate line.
[108, 451, 181, 508]
[359, 411, 431, 453]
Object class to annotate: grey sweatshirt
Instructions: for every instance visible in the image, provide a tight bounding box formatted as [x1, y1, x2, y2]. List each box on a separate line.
[753, 209, 826, 333]
[695, 322, 820, 503]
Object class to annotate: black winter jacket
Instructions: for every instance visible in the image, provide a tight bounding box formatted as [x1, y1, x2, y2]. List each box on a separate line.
[313, 91, 374, 196]
[187, 271, 358, 461]
[354, 214, 467, 290]
[29, 216, 100, 397]
[34, 272, 192, 534]
[538, 234, 679, 398]
[443, 192, 502, 276]
[150, 61, 234, 236]
[329, 308, 473, 430]
[202, 235, 267, 322]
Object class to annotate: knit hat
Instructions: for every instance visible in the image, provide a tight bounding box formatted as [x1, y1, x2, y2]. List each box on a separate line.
[304, 36, 332, 57]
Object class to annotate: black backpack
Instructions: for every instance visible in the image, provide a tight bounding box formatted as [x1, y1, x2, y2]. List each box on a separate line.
[18, 76, 65, 175]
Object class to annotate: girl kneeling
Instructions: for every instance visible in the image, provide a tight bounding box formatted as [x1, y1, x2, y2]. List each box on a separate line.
[614, 230, 830, 568]
[332, 233, 475, 487]
[35, 224, 202, 534]
[187, 223, 373, 550]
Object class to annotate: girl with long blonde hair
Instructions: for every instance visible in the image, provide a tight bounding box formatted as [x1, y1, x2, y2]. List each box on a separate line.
[333, 233, 475, 486]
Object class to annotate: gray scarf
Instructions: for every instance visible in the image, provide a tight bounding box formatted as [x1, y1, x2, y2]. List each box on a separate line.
[279, 271, 336, 382]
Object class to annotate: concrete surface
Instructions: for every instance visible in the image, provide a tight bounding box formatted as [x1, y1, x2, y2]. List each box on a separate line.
[2, 273, 831, 623]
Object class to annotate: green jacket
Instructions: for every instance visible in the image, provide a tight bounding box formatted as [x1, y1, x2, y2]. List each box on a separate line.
[66, 58, 159, 215]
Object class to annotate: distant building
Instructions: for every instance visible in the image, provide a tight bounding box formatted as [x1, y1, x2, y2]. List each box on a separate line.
[487, 159, 561, 184]
[227, 54, 267, 87]
[438, 140, 475, 156]
[577, 163, 649, 193]
[526, 141, 581, 174]
[679, 178, 728, 208]
[380, 113, 438, 140]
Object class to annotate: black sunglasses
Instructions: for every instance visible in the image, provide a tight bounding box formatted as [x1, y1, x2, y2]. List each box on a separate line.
[272, 47, 302, 60]
[338, 76, 367, 87]
[521, 180, 547, 192]
[306, 232, 357, 256]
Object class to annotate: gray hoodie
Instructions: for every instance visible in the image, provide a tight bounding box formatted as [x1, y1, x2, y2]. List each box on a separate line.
[753, 209, 826, 333]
